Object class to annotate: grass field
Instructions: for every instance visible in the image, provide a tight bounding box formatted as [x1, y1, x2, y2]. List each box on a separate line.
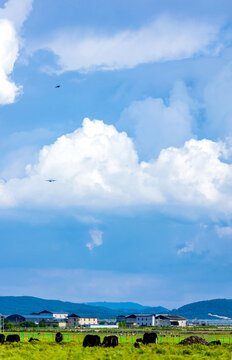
[0, 341, 232, 360]
[3, 330, 232, 344]
[0, 331, 232, 359]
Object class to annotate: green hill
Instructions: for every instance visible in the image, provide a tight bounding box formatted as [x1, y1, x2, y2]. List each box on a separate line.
[171, 299, 232, 319]
[0, 296, 114, 318]
[0, 296, 168, 318]
[0, 296, 231, 320]
[86, 301, 169, 314]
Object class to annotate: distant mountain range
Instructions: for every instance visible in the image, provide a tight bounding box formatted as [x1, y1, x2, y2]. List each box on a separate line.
[170, 299, 232, 319]
[0, 296, 168, 318]
[0, 296, 231, 320]
[86, 302, 168, 315]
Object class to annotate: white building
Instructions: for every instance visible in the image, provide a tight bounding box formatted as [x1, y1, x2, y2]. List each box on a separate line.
[135, 314, 156, 327]
[84, 324, 119, 329]
[125, 314, 156, 327]
[125, 314, 137, 327]
[53, 312, 68, 320]
[155, 315, 187, 327]
[67, 314, 98, 328]
[58, 321, 67, 328]
[122, 313, 187, 327]
[25, 310, 68, 323]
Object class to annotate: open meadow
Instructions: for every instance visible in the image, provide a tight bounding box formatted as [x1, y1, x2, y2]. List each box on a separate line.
[0, 330, 232, 359]
[0, 341, 232, 360]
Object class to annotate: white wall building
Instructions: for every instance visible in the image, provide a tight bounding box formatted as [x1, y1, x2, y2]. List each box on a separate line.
[25, 310, 68, 323]
[125, 314, 156, 327]
[67, 314, 98, 328]
[123, 314, 187, 327]
[125, 314, 137, 327]
[155, 315, 187, 327]
[84, 324, 119, 329]
[53, 313, 68, 319]
[79, 317, 98, 326]
[135, 314, 156, 327]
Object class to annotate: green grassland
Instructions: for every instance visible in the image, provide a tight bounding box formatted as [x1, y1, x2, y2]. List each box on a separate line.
[0, 331, 232, 360]
[3, 329, 232, 344]
[0, 341, 232, 360]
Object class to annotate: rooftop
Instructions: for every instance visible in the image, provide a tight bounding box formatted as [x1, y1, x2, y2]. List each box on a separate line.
[156, 315, 186, 320]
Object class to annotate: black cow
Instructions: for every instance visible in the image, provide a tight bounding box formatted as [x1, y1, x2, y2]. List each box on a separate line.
[6, 334, 20, 343]
[0, 334, 5, 344]
[102, 335, 118, 347]
[209, 340, 221, 345]
[55, 332, 63, 343]
[143, 332, 158, 345]
[136, 338, 143, 343]
[133, 341, 140, 348]
[29, 337, 40, 342]
[83, 334, 101, 347]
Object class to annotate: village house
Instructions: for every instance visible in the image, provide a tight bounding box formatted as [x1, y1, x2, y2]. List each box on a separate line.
[124, 314, 137, 327]
[67, 314, 98, 328]
[27, 310, 68, 322]
[155, 315, 187, 327]
[117, 313, 187, 327]
[124, 314, 156, 327]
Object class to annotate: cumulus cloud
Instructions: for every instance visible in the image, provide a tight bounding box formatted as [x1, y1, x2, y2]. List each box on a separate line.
[0, 0, 33, 30]
[177, 243, 194, 255]
[86, 229, 103, 251]
[1, 118, 232, 217]
[0, 0, 33, 104]
[118, 81, 194, 159]
[34, 16, 220, 73]
[75, 215, 101, 225]
[215, 225, 232, 238]
[0, 19, 20, 104]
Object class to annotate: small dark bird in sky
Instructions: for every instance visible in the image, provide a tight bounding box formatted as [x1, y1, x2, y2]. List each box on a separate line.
[55, 85, 60, 88]
[46, 179, 56, 183]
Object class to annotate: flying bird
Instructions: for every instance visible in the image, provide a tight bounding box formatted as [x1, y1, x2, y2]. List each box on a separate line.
[55, 85, 60, 88]
[46, 179, 56, 183]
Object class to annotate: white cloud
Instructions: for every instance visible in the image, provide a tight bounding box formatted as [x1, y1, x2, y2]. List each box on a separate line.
[34, 16, 220, 73]
[0, 0, 33, 105]
[1, 118, 232, 217]
[118, 81, 194, 159]
[152, 138, 232, 209]
[177, 243, 194, 255]
[0, 0, 33, 30]
[86, 229, 103, 251]
[215, 225, 232, 238]
[0, 19, 20, 104]
[75, 215, 101, 225]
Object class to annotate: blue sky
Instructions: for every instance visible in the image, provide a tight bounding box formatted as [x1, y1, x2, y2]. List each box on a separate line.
[0, 0, 232, 309]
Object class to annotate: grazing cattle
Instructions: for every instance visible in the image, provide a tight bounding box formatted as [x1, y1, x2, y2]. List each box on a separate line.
[83, 334, 101, 347]
[29, 337, 39, 342]
[55, 332, 63, 343]
[133, 341, 140, 348]
[209, 340, 221, 345]
[136, 338, 143, 343]
[6, 334, 20, 343]
[143, 332, 158, 345]
[102, 335, 118, 348]
[0, 334, 5, 344]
